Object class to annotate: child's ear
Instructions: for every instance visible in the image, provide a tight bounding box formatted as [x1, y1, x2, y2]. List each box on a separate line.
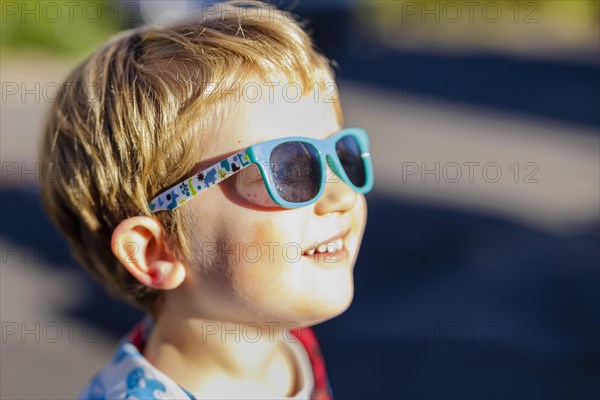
[111, 216, 186, 290]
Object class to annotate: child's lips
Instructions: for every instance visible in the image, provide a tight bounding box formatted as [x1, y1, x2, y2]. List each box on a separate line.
[302, 227, 351, 258]
[303, 246, 350, 264]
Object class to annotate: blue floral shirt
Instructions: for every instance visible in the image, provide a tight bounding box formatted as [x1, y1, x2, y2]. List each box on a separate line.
[78, 317, 196, 399]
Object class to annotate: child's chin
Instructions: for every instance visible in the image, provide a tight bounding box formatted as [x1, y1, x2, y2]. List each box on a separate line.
[294, 286, 355, 326]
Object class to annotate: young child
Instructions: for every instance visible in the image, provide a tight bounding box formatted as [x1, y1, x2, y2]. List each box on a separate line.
[39, 1, 373, 398]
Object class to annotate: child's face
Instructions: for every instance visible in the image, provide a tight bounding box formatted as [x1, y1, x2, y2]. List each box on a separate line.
[171, 75, 368, 327]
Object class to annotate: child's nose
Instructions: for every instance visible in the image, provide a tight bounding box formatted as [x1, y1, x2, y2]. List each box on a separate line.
[314, 160, 357, 215]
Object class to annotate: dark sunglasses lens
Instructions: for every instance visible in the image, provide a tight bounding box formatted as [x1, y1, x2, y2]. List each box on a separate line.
[270, 141, 321, 203]
[336, 135, 366, 187]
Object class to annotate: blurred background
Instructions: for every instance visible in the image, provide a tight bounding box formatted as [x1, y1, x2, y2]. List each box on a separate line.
[1, 0, 599, 398]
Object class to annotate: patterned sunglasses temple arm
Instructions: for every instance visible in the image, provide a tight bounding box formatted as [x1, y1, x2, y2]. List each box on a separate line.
[148, 149, 252, 213]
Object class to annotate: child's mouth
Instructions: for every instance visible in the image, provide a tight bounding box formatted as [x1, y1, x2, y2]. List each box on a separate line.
[302, 228, 351, 263]
[303, 246, 350, 264]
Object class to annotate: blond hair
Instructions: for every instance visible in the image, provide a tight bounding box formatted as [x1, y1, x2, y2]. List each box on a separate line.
[39, 0, 338, 316]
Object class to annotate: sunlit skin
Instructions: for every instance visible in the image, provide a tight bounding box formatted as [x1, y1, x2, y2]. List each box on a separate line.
[112, 74, 368, 397]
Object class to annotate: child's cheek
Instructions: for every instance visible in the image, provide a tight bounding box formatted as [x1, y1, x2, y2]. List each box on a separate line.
[248, 220, 289, 266]
[234, 165, 279, 208]
[250, 220, 274, 245]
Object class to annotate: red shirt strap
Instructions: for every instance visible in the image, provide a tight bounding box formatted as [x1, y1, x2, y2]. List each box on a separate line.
[290, 326, 333, 400]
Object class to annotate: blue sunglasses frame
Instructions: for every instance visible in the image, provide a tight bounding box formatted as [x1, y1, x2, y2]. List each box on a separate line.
[148, 127, 373, 212]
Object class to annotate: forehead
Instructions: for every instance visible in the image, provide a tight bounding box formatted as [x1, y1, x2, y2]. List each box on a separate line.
[216, 73, 342, 153]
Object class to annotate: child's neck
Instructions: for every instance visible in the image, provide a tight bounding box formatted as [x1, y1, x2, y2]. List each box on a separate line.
[143, 312, 300, 398]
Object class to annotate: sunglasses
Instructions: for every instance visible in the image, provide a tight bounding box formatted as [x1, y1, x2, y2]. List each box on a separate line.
[149, 127, 374, 212]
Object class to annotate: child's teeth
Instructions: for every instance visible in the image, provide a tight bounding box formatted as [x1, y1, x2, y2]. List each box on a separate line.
[304, 239, 344, 255]
[322, 239, 344, 253]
